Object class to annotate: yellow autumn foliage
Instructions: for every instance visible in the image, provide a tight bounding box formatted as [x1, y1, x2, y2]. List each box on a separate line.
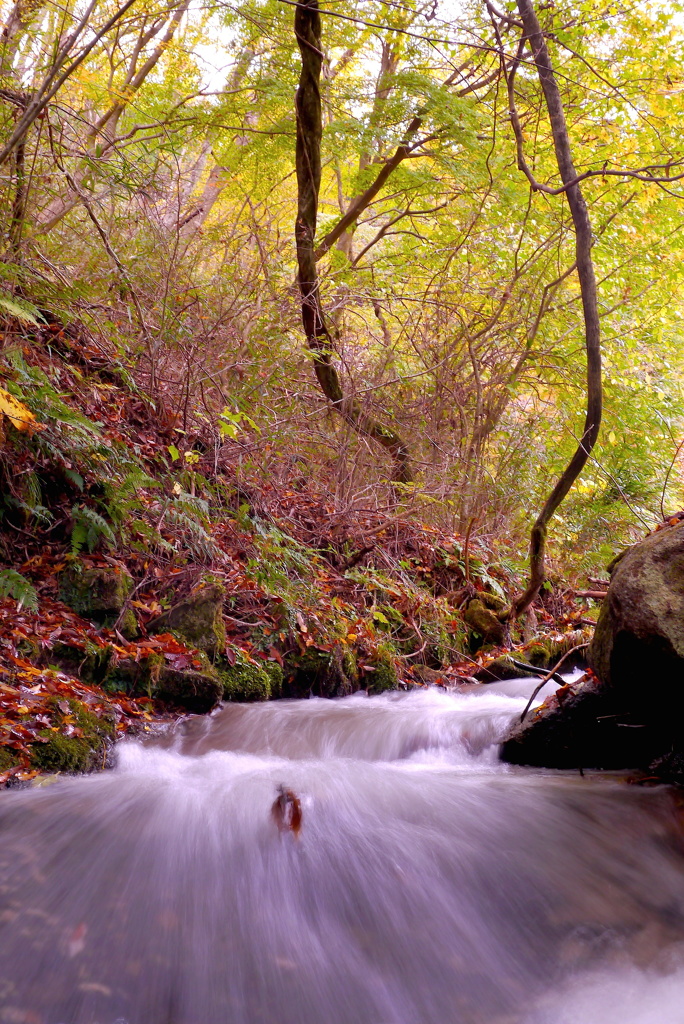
[0, 386, 43, 436]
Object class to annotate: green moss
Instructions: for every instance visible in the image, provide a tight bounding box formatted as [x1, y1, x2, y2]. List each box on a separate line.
[341, 646, 358, 685]
[69, 699, 116, 740]
[218, 656, 272, 702]
[524, 639, 555, 668]
[30, 697, 115, 774]
[464, 598, 506, 648]
[31, 733, 94, 773]
[364, 650, 399, 694]
[0, 748, 19, 772]
[147, 583, 226, 654]
[58, 559, 134, 632]
[263, 661, 284, 698]
[50, 640, 114, 685]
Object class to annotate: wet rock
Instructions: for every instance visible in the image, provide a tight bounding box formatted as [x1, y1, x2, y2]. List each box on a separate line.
[59, 559, 137, 638]
[412, 665, 449, 686]
[108, 654, 222, 713]
[282, 643, 396, 698]
[650, 748, 684, 785]
[500, 676, 662, 770]
[283, 644, 358, 698]
[147, 583, 226, 654]
[153, 667, 222, 713]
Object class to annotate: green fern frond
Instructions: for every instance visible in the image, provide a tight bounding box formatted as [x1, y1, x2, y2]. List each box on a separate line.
[0, 295, 43, 327]
[0, 569, 38, 610]
[71, 505, 116, 554]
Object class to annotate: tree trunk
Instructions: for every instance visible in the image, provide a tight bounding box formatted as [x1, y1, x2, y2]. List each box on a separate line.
[294, 0, 411, 487]
[508, 0, 602, 618]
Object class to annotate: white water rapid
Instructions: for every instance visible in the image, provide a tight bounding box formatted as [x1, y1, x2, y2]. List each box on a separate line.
[2, 679, 684, 1024]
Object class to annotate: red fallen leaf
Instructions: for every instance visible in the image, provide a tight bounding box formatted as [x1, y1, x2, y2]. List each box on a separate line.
[224, 647, 236, 666]
[165, 652, 194, 670]
[57, 700, 71, 714]
[267, 646, 284, 667]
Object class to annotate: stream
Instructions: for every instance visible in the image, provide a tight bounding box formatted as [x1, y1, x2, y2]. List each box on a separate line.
[2, 678, 684, 1024]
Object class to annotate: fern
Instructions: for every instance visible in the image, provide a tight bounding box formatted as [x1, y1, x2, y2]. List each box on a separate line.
[164, 503, 225, 563]
[0, 295, 43, 327]
[0, 569, 38, 610]
[71, 505, 116, 554]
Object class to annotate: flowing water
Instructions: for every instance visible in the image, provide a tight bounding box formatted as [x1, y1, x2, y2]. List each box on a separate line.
[2, 678, 684, 1024]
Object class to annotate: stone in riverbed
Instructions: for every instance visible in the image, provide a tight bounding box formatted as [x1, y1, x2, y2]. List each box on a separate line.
[500, 520, 684, 771]
[500, 676, 662, 769]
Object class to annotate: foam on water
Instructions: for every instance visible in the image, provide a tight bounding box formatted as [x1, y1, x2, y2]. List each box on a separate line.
[0, 679, 683, 1024]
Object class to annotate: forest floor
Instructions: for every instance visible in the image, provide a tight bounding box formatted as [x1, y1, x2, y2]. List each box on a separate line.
[0, 312, 601, 786]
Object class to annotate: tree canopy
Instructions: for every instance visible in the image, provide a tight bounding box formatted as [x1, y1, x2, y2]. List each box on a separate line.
[2, 0, 684, 581]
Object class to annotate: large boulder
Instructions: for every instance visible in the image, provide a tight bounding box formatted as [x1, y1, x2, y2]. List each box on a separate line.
[589, 521, 684, 694]
[500, 522, 684, 772]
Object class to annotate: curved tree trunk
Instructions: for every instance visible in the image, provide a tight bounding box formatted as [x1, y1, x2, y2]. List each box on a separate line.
[294, 0, 411, 486]
[508, 0, 602, 619]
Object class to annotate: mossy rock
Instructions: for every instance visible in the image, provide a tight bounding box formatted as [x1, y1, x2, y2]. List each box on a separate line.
[48, 640, 115, 685]
[464, 598, 506, 647]
[264, 661, 284, 698]
[283, 643, 359, 698]
[219, 657, 272, 702]
[107, 653, 221, 712]
[58, 559, 137, 638]
[479, 592, 507, 612]
[154, 667, 222, 713]
[0, 748, 20, 773]
[147, 584, 226, 655]
[363, 651, 399, 694]
[524, 639, 555, 668]
[366, 655, 397, 696]
[31, 733, 98, 773]
[30, 698, 115, 774]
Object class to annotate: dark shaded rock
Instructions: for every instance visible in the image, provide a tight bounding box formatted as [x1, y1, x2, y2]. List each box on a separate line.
[153, 667, 222, 713]
[59, 559, 137, 638]
[283, 644, 359, 698]
[500, 677, 661, 770]
[463, 598, 506, 646]
[650, 749, 684, 785]
[48, 641, 114, 685]
[107, 654, 222, 713]
[282, 643, 396, 698]
[147, 583, 226, 654]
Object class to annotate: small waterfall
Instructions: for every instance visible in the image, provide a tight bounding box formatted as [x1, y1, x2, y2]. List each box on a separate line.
[1, 681, 683, 1024]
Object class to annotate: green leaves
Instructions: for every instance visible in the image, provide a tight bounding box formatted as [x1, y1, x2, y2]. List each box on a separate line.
[0, 569, 38, 611]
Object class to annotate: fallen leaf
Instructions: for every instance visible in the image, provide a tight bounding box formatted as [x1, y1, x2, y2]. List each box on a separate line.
[0, 386, 43, 435]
